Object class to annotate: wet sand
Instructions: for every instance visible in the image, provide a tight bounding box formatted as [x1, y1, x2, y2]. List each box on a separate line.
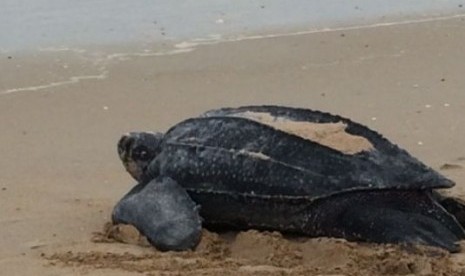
[1, 16, 465, 275]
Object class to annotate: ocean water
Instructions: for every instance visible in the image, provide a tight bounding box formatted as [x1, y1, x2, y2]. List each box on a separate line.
[1, 0, 464, 52]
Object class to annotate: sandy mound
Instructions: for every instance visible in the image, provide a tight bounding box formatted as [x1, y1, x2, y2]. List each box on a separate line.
[43, 224, 465, 275]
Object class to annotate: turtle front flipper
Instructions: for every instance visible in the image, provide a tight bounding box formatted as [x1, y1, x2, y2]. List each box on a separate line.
[112, 177, 202, 251]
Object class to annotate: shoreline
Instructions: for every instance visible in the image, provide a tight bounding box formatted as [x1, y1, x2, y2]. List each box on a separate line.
[3, 12, 465, 98]
[2, 1, 465, 53]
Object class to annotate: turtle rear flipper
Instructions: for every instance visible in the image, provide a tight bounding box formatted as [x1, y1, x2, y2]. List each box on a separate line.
[331, 193, 462, 252]
[339, 205, 460, 252]
[437, 196, 465, 229]
[112, 177, 202, 251]
[313, 190, 464, 252]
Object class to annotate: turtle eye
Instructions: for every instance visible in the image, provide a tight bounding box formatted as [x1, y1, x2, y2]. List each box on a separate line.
[132, 146, 152, 161]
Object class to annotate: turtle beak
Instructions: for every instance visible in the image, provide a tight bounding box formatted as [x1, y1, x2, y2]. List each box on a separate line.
[117, 133, 144, 181]
[117, 133, 134, 162]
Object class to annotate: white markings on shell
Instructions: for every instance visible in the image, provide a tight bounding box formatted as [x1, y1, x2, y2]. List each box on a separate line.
[184, 136, 198, 142]
[237, 149, 271, 160]
[232, 111, 374, 155]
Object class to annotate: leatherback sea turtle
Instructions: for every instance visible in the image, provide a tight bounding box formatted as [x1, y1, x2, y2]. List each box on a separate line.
[112, 105, 465, 252]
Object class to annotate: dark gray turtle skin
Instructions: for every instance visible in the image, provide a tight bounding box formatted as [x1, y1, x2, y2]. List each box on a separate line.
[112, 176, 202, 251]
[113, 105, 465, 252]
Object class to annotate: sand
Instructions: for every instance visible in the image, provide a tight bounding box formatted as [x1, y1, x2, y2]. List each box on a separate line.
[2, 15, 465, 275]
[40, 225, 463, 275]
[233, 111, 374, 154]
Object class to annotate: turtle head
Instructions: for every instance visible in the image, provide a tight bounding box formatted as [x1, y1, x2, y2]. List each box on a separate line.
[117, 132, 163, 182]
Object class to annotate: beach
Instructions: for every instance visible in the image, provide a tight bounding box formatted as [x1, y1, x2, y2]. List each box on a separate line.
[1, 2, 465, 275]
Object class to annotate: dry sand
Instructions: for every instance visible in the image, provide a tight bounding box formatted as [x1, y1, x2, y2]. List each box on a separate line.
[233, 111, 374, 154]
[2, 16, 465, 275]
